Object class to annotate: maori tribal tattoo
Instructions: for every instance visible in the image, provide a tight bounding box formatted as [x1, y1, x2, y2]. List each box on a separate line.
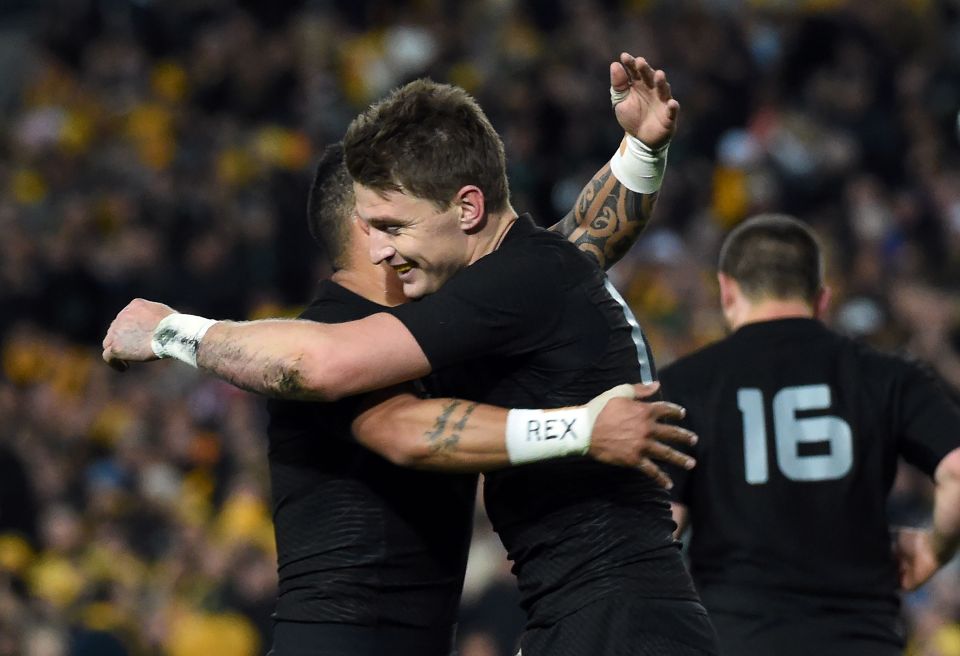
[550, 163, 655, 271]
[424, 400, 478, 455]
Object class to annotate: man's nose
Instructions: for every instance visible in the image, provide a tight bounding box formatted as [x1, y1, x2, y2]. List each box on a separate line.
[368, 230, 396, 265]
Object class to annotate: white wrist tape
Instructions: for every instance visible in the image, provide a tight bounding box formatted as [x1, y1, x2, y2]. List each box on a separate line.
[505, 384, 635, 465]
[151, 313, 217, 367]
[610, 85, 629, 107]
[609, 134, 669, 195]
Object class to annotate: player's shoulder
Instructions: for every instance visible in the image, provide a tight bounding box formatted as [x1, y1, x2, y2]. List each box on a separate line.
[659, 338, 732, 392]
[469, 214, 596, 287]
[828, 329, 921, 383]
[299, 280, 384, 324]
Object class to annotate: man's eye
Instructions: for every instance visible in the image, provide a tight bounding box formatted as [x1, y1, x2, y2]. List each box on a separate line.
[384, 226, 402, 235]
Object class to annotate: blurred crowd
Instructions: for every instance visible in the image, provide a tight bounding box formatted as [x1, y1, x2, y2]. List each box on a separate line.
[1, 0, 960, 654]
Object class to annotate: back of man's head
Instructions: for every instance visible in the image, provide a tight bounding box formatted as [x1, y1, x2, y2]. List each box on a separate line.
[342, 79, 510, 213]
[307, 142, 354, 271]
[719, 213, 824, 304]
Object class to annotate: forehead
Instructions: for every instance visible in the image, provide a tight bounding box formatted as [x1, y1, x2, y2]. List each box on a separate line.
[353, 184, 437, 224]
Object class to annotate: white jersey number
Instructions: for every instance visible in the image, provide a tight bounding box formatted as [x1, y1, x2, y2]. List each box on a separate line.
[736, 384, 853, 484]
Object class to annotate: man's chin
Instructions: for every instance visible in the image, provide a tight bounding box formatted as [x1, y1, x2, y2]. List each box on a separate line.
[402, 280, 427, 300]
[404, 275, 446, 299]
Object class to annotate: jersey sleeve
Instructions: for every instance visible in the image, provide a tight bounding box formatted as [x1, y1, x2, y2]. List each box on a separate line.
[896, 361, 960, 475]
[387, 248, 568, 370]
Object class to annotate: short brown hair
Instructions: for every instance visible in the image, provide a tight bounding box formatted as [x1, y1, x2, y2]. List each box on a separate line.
[719, 213, 824, 303]
[307, 142, 355, 270]
[343, 79, 510, 212]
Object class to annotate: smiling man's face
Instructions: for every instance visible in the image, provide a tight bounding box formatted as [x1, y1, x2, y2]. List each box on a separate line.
[354, 184, 471, 300]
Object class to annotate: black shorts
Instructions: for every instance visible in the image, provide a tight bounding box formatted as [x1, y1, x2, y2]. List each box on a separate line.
[519, 597, 720, 656]
[709, 608, 904, 656]
[267, 620, 456, 656]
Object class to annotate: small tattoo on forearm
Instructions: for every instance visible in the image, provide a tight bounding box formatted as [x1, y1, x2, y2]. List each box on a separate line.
[425, 400, 461, 444]
[424, 401, 477, 455]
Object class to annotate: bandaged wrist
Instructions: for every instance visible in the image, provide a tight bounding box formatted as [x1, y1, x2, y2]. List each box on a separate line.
[609, 134, 669, 194]
[505, 407, 592, 464]
[151, 314, 217, 367]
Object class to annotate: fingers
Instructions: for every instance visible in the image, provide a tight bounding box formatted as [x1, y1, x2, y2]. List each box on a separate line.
[631, 381, 661, 399]
[654, 69, 672, 102]
[642, 438, 696, 470]
[108, 357, 129, 372]
[636, 457, 673, 489]
[618, 52, 636, 82]
[647, 399, 686, 422]
[101, 341, 129, 372]
[665, 98, 680, 122]
[621, 52, 656, 89]
[649, 421, 698, 447]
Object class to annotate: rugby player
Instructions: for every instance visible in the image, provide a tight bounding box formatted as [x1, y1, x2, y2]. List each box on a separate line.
[104, 53, 719, 656]
[660, 214, 960, 656]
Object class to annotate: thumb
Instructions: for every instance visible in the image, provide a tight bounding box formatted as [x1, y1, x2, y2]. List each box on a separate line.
[610, 61, 630, 91]
[585, 383, 637, 423]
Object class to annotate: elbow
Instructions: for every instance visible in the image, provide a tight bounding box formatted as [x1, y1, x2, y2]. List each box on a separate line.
[936, 447, 960, 485]
[378, 433, 435, 469]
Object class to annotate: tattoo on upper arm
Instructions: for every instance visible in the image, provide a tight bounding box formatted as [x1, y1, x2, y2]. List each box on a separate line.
[424, 400, 478, 455]
[550, 165, 655, 270]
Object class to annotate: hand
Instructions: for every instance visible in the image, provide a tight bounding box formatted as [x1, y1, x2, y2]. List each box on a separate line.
[102, 298, 177, 370]
[893, 527, 941, 591]
[610, 52, 680, 149]
[588, 381, 697, 488]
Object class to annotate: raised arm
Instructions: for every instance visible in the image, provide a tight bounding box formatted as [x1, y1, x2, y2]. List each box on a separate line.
[896, 446, 960, 590]
[101, 299, 430, 401]
[550, 52, 679, 270]
[352, 382, 697, 485]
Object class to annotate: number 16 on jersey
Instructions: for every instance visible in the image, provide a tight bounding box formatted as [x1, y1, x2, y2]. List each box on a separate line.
[737, 384, 854, 484]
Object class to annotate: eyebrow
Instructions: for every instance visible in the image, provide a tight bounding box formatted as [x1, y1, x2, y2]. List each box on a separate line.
[364, 216, 410, 228]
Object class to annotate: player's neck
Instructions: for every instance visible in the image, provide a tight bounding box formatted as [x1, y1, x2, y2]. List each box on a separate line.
[730, 299, 816, 331]
[468, 206, 519, 264]
[332, 260, 406, 307]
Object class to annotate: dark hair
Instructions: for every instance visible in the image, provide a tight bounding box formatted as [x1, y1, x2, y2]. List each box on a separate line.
[307, 142, 354, 270]
[719, 213, 824, 303]
[342, 78, 510, 212]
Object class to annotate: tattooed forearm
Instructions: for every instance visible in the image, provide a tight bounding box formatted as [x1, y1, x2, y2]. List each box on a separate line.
[424, 400, 461, 443]
[423, 400, 477, 455]
[197, 329, 312, 398]
[549, 163, 656, 270]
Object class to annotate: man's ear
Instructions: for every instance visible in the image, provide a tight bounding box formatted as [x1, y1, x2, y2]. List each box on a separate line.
[454, 185, 486, 233]
[717, 272, 737, 315]
[814, 285, 832, 320]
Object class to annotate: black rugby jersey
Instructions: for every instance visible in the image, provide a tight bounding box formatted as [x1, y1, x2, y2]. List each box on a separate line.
[267, 280, 476, 630]
[660, 318, 960, 616]
[389, 214, 699, 627]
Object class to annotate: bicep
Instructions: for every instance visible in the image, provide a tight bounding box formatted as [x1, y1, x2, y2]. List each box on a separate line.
[316, 313, 432, 398]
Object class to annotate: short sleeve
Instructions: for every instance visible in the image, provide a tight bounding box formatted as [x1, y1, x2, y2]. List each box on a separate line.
[896, 361, 960, 475]
[388, 248, 568, 370]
